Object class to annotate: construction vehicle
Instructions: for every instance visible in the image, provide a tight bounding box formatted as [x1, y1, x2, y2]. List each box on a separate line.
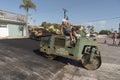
[29, 27, 42, 40]
[29, 27, 52, 40]
[39, 26, 102, 70]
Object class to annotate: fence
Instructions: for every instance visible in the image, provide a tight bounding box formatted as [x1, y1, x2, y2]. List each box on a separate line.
[0, 10, 26, 23]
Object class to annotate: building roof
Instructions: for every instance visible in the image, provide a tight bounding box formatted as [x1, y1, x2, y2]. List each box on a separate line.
[0, 10, 26, 24]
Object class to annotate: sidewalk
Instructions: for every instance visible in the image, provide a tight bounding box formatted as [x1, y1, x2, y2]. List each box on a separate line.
[0, 36, 28, 39]
[97, 37, 120, 46]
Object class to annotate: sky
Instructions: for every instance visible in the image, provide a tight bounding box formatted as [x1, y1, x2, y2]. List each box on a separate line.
[0, 0, 120, 32]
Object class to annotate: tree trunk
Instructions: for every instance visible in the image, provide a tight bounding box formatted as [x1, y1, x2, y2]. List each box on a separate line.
[25, 10, 29, 37]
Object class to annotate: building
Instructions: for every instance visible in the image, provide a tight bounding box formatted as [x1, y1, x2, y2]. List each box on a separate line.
[0, 10, 26, 38]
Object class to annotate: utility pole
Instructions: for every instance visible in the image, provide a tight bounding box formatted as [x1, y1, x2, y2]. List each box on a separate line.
[118, 23, 120, 37]
[63, 8, 68, 20]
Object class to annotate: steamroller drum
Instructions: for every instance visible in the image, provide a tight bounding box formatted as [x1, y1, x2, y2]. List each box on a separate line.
[81, 54, 101, 70]
[44, 54, 56, 60]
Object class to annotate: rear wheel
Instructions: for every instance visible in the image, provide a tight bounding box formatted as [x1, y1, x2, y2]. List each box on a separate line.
[81, 54, 101, 70]
[44, 54, 56, 60]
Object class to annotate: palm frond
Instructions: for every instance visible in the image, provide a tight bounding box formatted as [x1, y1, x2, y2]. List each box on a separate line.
[19, 5, 25, 9]
[29, 2, 36, 10]
[20, 0, 36, 11]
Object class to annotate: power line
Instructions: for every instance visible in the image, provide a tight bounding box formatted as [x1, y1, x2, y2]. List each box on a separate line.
[87, 16, 120, 22]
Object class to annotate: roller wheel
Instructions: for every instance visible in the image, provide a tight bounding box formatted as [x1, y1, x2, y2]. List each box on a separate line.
[44, 54, 56, 60]
[81, 54, 101, 70]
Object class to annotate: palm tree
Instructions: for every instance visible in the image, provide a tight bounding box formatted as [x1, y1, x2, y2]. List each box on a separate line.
[20, 0, 36, 37]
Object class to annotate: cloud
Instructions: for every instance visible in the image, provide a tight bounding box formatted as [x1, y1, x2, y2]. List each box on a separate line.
[97, 21, 107, 26]
[84, 22, 95, 26]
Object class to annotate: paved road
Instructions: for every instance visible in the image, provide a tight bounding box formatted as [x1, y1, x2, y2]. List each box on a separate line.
[0, 38, 120, 80]
[0, 39, 66, 80]
[0, 38, 40, 51]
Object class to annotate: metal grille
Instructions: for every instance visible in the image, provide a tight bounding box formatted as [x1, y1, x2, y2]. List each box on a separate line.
[54, 38, 65, 47]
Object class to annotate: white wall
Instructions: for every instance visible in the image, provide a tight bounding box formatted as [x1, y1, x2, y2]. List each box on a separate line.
[0, 27, 8, 37]
[0, 24, 8, 37]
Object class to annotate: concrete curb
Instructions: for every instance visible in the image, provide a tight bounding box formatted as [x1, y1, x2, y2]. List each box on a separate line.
[0, 36, 28, 39]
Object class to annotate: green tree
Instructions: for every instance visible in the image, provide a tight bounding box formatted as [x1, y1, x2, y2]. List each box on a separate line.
[87, 25, 94, 33]
[41, 22, 48, 29]
[41, 22, 60, 29]
[99, 30, 112, 35]
[20, 0, 36, 37]
[53, 23, 60, 29]
[48, 23, 52, 27]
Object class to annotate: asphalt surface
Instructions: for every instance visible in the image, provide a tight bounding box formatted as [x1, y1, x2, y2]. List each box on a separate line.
[0, 38, 65, 80]
[0, 38, 40, 52]
[0, 38, 83, 66]
[0, 38, 83, 80]
[0, 38, 120, 80]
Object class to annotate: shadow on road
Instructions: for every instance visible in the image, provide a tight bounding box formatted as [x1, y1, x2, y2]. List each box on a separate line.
[33, 49, 83, 68]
